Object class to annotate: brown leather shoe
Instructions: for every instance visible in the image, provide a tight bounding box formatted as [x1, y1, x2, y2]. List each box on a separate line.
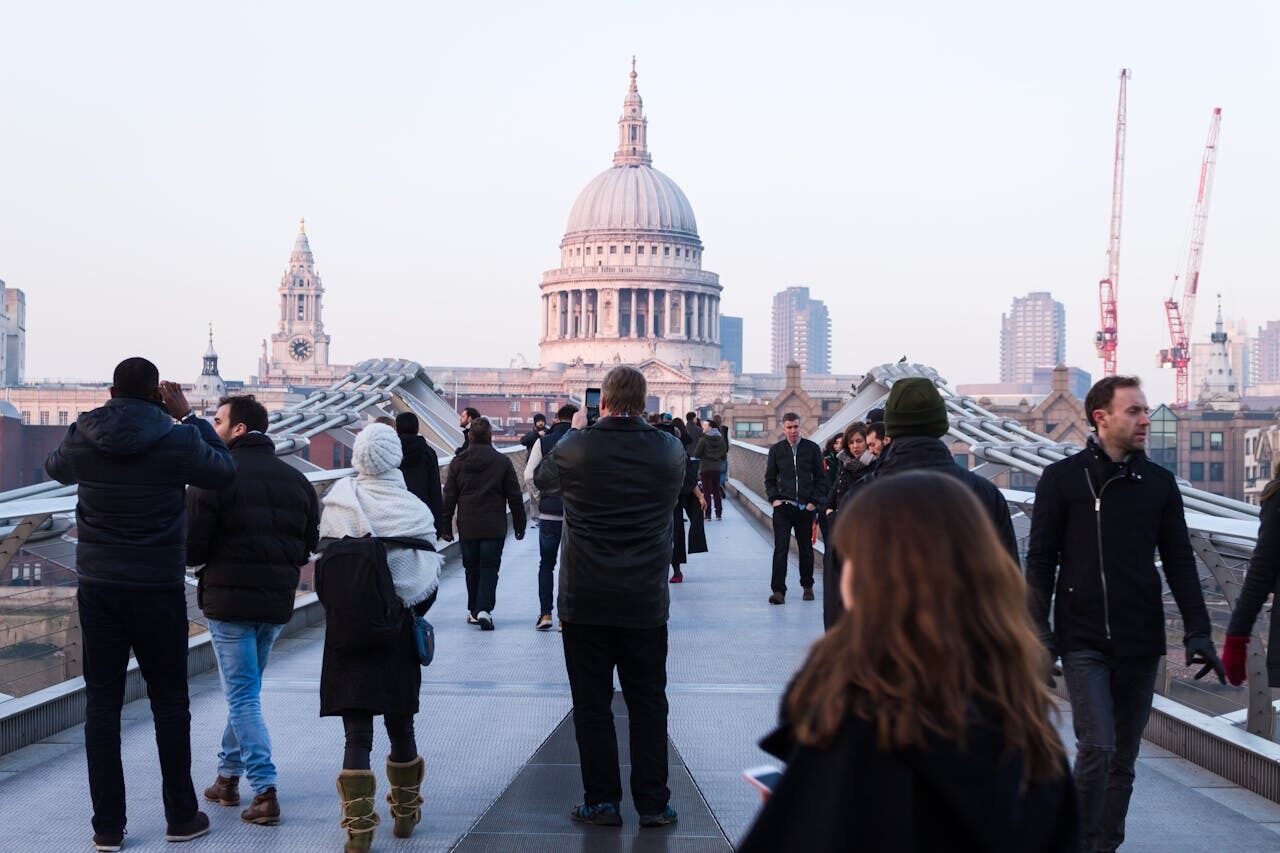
[768, 591, 785, 605]
[204, 774, 240, 806]
[802, 587, 815, 601]
[241, 788, 280, 825]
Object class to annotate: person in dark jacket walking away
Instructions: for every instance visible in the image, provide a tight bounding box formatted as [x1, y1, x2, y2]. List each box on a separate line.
[741, 472, 1078, 853]
[394, 413, 446, 538]
[684, 411, 703, 445]
[443, 418, 526, 630]
[188, 395, 319, 826]
[1027, 375, 1223, 852]
[692, 420, 727, 520]
[1222, 464, 1280, 687]
[520, 413, 548, 526]
[524, 405, 577, 629]
[764, 413, 825, 604]
[534, 366, 686, 828]
[318, 424, 443, 851]
[46, 358, 235, 850]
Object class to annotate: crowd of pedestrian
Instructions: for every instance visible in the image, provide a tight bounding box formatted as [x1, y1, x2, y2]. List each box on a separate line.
[48, 356, 1267, 852]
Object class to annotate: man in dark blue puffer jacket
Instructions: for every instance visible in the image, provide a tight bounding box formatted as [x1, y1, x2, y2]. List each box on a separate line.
[46, 357, 235, 849]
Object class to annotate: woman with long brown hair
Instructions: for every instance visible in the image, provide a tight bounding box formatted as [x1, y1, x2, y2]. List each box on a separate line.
[741, 470, 1078, 852]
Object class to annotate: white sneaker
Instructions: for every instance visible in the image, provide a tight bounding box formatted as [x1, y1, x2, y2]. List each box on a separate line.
[466, 612, 478, 625]
[477, 611, 494, 631]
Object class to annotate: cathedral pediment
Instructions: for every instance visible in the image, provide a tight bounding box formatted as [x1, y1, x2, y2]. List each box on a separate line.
[635, 358, 694, 384]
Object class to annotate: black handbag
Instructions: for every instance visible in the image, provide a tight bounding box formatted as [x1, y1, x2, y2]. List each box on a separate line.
[411, 615, 435, 667]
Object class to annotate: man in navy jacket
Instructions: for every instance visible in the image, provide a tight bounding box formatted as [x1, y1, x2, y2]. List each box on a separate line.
[47, 358, 235, 849]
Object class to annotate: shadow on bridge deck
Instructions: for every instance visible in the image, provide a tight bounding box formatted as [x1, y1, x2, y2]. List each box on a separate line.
[2, 498, 1279, 850]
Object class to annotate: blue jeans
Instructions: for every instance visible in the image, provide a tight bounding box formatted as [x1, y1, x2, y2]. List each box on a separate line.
[538, 520, 564, 615]
[208, 619, 285, 794]
[1062, 650, 1160, 853]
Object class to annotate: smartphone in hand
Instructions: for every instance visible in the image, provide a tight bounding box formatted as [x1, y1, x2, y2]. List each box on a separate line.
[742, 765, 783, 800]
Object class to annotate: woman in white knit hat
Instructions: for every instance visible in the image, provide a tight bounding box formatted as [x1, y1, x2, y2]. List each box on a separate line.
[318, 423, 443, 851]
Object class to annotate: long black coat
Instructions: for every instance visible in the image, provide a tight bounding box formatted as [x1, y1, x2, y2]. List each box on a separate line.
[320, 594, 423, 718]
[1226, 482, 1280, 685]
[45, 398, 235, 590]
[740, 711, 1079, 853]
[187, 433, 320, 624]
[399, 434, 444, 534]
[442, 444, 526, 540]
[534, 416, 685, 628]
[1026, 438, 1211, 658]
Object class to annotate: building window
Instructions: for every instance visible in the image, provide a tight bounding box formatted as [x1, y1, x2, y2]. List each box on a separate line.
[1189, 462, 1205, 481]
[609, 245, 617, 254]
[58, 411, 69, 426]
[1209, 431, 1224, 451]
[21, 411, 30, 425]
[651, 245, 657, 254]
[1209, 462, 1225, 481]
[1149, 405, 1178, 474]
[637, 245, 645, 254]
[623, 245, 630, 254]
[39, 411, 49, 426]
[332, 443, 343, 468]
[596, 246, 603, 255]
[1190, 431, 1203, 450]
[663, 246, 670, 256]
[953, 453, 970, 469]
[734, 420, 765, 438]
[509, 401, 521, 413]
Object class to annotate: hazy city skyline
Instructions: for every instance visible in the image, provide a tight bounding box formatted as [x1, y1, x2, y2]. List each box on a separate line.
[3, 2, 1278, 404]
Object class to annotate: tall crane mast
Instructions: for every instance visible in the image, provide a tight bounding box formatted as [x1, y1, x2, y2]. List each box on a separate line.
[1095, 68, 1130, 377]
[1158, 107, 1222, 407]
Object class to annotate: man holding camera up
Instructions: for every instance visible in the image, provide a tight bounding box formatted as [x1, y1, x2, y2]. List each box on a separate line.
[534, 366, 685, 828]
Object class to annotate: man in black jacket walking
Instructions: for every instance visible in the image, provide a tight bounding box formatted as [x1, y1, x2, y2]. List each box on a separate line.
[1027, 375, 1223, 852]
[523, 405, 577, 630]
[764, 413, 825, 604]
[395, 412, 446, 538]
[534, 366, 685, 828]
[46, 358, 235, 849]
[443, 417, 526, 630]
[187, 395, 320, 826]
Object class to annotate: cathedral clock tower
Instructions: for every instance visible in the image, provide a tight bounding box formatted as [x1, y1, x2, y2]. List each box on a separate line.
[258, 219, 345, 385]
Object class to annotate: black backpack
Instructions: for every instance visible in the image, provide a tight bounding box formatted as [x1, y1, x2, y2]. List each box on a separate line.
[315, 536, 434, 653]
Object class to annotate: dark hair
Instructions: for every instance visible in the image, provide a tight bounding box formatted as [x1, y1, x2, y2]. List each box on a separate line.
[112, 357, 159, 400]
[395, 412, 419, 435]
[1261, 463, 1280, 504]
[842, 421, 868, 448]
[782, 412, 800, 423]
[217, 395, 269, 434]
[1084, 376, 1142, 429]
[824, 435, 841, 453]
[601, 365, 646, 416]
[867, 407, 885, 423]
[555, 403, 579, 422]
[788, 471, 1064, 785]
[533, 412, 546, 424]
[469, 417, 493, 445]
[867, 421, 887, 441]
[686, 412, 697, 422]
[462, 407, 481, 420]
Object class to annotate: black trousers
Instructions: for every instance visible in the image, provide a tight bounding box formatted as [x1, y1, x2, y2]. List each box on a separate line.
[78, 584, 198, 834]
[341, 713, 417, 770]
[460, 537, 505, 615]
[771, 503, 815, 593]
[561, 622, 670, 815]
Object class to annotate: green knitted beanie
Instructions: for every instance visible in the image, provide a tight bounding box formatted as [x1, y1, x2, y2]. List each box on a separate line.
[885, 378, 948, 439]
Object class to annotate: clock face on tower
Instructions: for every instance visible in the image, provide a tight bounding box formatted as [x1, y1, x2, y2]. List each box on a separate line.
[289, 337, 313, 361]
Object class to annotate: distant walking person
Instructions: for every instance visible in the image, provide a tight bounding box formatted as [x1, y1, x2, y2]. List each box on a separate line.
[443, 418, 526, 630]
[524, 405, 578, 629]
[520, 413, 548, 526]
[456, 406, 480, 453]
[764, 413, 825, 604]
[318, 424, 443, 851]
[1027, 375, 1223, 852]
[692, 419, 727, 520]
[394, 413, 446, 538]
[535, 365, 685, 828]
[188, 395, 320, 826]
[46, 358, 235, 851]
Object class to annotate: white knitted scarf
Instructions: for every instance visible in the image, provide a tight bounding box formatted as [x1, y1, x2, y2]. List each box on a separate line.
[319, 469, 442, 607]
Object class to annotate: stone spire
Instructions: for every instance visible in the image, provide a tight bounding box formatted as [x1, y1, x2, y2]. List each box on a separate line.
[194, 323, 226, 412]
[613, 57, 652, 167]
[203, 323, 218, 367]
[291, 217, 314, 268]
[1199, 295, 1238, 404]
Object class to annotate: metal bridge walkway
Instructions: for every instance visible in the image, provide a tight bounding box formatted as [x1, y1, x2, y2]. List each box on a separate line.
[2, 500, 1279, 850]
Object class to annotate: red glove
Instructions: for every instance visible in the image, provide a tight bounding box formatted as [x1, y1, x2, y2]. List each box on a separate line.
[1222, 635, 1249, 687]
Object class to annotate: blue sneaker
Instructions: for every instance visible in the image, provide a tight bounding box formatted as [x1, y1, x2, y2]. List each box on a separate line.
[639, 805, 678, 828]
[570, 802, 623, 826]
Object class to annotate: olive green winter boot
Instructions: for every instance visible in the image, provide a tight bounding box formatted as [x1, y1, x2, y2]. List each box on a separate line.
[336, 770, 379, 852]
[385, 756, 425, 838]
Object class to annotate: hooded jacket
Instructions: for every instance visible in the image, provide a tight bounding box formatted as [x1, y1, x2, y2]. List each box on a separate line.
[740, 710, 1078, 853]
[534, 416, 685, 628]
[1026, 437, 1211, 658]
[187, 432, 320, 624]
[45, 397, 235, 589]
[398, 433, 444, 533]
[691, 428, 727, 473]
[442, 443, 526, 540]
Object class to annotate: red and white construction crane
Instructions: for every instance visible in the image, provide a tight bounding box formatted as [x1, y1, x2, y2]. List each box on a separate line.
[1158, 107, 1222, 407]
[1095, 68, 1130, 377]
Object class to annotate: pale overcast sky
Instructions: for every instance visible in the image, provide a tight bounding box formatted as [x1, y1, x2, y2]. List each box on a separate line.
[2, 1, 1277, 405]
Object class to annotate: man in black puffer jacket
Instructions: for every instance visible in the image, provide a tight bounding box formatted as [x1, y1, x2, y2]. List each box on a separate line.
[395, 412, 445, 537]
[1027, 375, 1222, 852]
[764, 413, 826, 605]
[45, 358, 235, 847]
[186, 395, 319, 825]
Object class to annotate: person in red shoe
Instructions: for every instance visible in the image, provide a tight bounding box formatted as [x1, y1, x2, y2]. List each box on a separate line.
[1223, 464, 1280, 687]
